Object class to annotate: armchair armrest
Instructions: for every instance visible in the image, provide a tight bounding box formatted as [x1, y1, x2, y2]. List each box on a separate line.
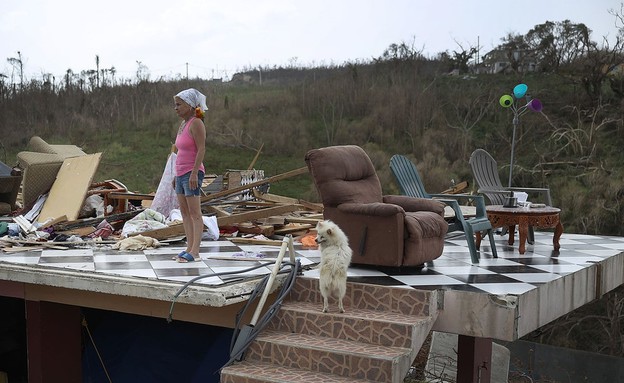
[429, 193, 487, 218]
[383, 195, 445, 215]
[338, 202, 404, 217]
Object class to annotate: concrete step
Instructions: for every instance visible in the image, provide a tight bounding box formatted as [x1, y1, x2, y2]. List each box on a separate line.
[220, 278, 440, 383]
[289, 277, 439, 317]
[268, 299, 434, 349]
[245, 329, 412, 382]
[220, 360, 378, 383]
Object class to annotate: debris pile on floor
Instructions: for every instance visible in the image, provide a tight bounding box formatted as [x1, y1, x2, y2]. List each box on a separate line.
[0, 136, 321, 253]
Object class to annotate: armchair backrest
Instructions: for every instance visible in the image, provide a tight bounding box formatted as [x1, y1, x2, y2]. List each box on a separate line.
[469, 148, 506, 205]
[305, 145, 383, 207]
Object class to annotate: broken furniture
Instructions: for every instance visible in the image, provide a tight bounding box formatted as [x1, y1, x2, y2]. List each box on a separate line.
[389, 154, 497, 264]
[16, 136, 87, 208]
[0, 161, 22, 214]
[305, 145, 448, 267]
[87, 179, 130, 216]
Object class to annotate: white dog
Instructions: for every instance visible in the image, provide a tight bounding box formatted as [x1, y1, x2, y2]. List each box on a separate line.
[316, 220, 352, 313]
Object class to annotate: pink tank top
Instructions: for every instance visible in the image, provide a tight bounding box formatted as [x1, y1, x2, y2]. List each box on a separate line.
[175, 117, 205, 176]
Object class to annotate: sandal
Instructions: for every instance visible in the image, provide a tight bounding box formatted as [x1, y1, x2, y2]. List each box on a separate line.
[175, 252, 196, 263]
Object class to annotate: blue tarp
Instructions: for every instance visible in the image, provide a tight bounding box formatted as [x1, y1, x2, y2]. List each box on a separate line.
[82, 308, 233, 383]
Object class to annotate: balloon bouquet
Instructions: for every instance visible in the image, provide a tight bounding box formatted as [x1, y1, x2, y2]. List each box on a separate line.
[499, 83, 542, 187]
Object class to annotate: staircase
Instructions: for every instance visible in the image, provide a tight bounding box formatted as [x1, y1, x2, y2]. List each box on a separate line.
[220, 277, 441, 383]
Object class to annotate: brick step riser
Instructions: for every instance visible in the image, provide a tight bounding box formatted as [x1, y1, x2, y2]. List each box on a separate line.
[243, 337, 411, 382]
[220, 374, 272, 383]
[267, 307, 431, 349]
[289, 278, 437, 317]
[220, 360, 380, 383]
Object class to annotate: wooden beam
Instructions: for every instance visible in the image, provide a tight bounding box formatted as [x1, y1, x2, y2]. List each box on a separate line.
[53, 210, 143, 231]
[252, 189, 300, 204]
[298, 200, 324, 212]
[201, 167, 308, 203]
[440, 181, 469, 194]
[216, 204, 302, 226]
[131, 223, 185, 240]
[285, 217, 322, 224]
[203, 205, 231, 218]
[40, 215, 68, 229]
[108, 192, 155, 201]
[229, 238, 285, 246]
[247, 143, 264, 170]
[274, 224, 314, 235]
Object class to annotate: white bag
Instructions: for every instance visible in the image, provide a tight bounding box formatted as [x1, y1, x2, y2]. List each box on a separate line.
[202, 216, 219, 240]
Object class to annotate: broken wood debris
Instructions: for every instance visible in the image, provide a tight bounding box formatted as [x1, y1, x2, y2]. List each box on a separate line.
[0, 163, 323, 252]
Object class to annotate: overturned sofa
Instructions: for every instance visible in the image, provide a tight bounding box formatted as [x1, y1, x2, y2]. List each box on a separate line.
[16, 136, 87, 208]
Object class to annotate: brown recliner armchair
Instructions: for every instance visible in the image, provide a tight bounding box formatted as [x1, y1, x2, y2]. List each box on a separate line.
[305, 145, 448, 267]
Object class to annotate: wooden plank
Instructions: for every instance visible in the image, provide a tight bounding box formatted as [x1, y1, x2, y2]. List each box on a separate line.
[216, 204, 302, 227]
[37, 153, 102, 223]
[201, 167, 308, 203]
[236, 224, 274, 237]
[204, 205, 231, 217]
[56, 227, 97, 237]
[274, 224, 314, 235]
[108, 192, 155, 201]
[3, 246, 47, 252]
[131, 223, 185, 240]
[247, 143, 264, 170]
[252, 189, 299, 204]
[298, 200, 323, 212]
[229, 238, 285, 246]
[285, 217, 322, 224]
[260, 217, 286, 225]
[53, 209, 143, 231]
[440, 181, 469, 194]
[0, 238, 69, 250]
[40, 215, 68, 229]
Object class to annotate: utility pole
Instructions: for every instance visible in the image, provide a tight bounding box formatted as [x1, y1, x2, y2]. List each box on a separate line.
[95, 55, 100, 88]
[477, 36, 480, 67]
[186, 62, 189, 80]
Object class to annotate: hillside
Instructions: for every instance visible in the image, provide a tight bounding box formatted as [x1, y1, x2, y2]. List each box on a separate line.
[2, 58, 623, 236]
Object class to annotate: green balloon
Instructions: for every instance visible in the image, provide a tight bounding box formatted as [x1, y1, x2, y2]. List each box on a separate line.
[499, 94, 513, 108]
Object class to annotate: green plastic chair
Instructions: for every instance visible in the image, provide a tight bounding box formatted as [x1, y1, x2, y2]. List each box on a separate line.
[390, 154, 497, 263]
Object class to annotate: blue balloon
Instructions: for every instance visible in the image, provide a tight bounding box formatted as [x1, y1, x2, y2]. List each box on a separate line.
[513, 83, 528, 98]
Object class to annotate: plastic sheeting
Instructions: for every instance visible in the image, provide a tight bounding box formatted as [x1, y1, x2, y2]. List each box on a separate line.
[150, 153, 179, 217]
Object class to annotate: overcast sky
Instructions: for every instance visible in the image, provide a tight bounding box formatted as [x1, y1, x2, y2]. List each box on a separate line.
[0, 0, 620, 82]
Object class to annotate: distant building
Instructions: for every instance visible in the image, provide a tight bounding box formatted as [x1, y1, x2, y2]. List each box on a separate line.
[481, 48, 537, 74]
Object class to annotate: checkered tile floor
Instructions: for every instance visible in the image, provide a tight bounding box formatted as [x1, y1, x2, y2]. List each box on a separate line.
[1, 232, 623, 294]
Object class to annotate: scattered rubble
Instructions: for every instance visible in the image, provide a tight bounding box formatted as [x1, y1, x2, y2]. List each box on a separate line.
[0, 137, 321, 253]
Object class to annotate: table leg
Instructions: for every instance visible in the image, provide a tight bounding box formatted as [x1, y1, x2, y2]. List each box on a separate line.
[507, 225, 515, 245]
[518, 222, 529, 254]
[475, 232, 482, 248]
[553, 221, 563, 251]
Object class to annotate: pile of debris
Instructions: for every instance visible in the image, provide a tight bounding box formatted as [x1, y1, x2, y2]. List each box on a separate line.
[0, 137, 321, 253]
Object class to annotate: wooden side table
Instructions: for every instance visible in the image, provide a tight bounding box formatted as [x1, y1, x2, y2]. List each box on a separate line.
[476, 205, 563, 254]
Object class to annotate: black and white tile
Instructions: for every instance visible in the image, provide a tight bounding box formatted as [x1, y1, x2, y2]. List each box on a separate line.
[1, 232, 623, 293]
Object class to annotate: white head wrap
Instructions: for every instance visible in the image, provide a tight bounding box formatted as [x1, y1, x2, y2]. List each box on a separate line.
[175, 88, 208, 111]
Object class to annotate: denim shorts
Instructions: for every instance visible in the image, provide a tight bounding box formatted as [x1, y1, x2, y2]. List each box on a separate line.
[175, 170, 205, 196]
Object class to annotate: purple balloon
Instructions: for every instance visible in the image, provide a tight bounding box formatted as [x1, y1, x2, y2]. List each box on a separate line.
[528, 98, 542, 112]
